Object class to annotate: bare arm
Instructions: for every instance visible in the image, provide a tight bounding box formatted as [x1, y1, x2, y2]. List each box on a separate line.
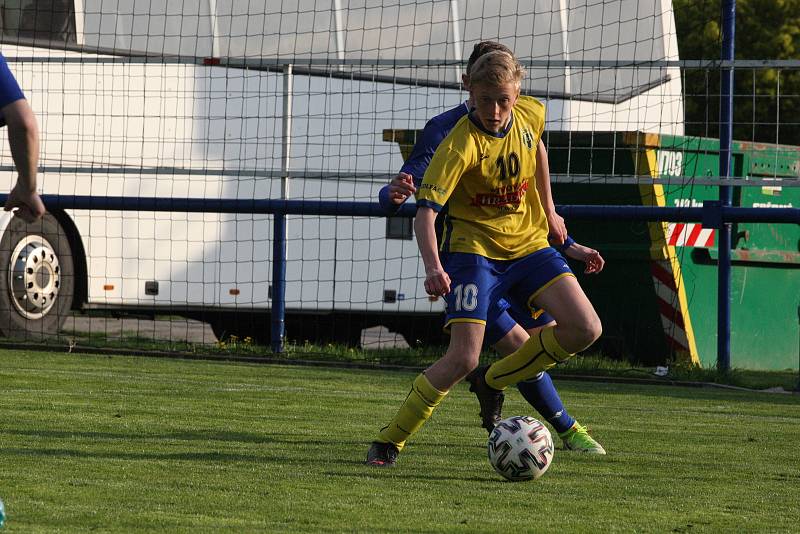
[414, 206, 450, 296]
[2, 99, 44, 222]
[563, 241, 605, 274]
[4, 99, 38, 187]
[534, 139, 566, 244]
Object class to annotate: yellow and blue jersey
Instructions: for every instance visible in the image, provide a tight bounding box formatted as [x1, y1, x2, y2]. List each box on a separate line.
[416, 95, 550, 260]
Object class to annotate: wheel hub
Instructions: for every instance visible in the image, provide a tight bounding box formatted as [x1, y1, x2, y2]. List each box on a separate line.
[8, 236, 61, 319]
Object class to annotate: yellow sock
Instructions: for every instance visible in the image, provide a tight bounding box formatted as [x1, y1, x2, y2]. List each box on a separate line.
[485, 326, 574, 390]
[376, 373, 447, 451]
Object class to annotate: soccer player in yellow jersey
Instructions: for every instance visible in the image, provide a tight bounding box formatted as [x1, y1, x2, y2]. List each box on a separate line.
[379, 41, 605, 456]
[366, 50, 601, 467]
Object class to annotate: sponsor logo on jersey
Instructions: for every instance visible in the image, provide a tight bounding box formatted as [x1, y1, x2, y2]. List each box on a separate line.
[522, 127, 534, 150]
[418, 183, 448, 195]
[470, 181, 528, 207]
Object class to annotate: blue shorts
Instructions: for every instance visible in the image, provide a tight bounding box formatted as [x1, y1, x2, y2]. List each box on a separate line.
[484, 299, 554, 346]
[442, 248, 573, 344]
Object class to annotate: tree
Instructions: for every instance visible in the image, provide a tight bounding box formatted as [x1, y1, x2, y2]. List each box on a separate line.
[673, 0, 800, 145]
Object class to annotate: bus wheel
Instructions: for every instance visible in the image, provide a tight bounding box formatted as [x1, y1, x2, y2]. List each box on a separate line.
[0, 214, 75, 340]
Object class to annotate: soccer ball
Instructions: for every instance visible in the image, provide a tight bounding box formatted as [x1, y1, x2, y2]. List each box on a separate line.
[487, 415, 554, 481]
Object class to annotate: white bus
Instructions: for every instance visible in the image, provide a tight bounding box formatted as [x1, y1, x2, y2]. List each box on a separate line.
[0, 0, 683, 345]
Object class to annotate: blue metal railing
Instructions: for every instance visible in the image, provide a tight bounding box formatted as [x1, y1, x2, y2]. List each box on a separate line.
[3, 193, 797, 357]
[20, 194, 800, 223]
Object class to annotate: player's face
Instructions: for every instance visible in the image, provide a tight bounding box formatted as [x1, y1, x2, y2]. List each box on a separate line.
[471, 81, 519, 133]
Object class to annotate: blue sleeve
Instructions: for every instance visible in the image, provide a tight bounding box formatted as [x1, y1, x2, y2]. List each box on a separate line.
[556, 235, 575, 252]
[400, 119, 449, 187]
[0, 54, 25, 128]
[378, 117, 451, 215]
[0, 54, 25, 108]
[378, 184, 402, 215]
[416, 199, 444, 212]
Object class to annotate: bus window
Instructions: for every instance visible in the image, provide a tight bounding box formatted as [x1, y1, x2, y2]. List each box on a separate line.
[0, 0, 76, 45]
[386, 216, 413, 241]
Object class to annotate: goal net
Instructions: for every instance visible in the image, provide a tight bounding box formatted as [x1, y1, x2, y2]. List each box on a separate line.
[1, 1, 796, 368]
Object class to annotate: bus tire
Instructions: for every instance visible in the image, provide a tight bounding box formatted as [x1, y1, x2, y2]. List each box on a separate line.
[0, 213, 75, 339]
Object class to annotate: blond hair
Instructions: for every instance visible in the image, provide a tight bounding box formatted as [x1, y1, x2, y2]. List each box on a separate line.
[468, 50, 525, 88]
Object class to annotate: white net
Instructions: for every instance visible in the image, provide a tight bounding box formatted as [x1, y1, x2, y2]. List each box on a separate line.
[0, 1, 796, 366]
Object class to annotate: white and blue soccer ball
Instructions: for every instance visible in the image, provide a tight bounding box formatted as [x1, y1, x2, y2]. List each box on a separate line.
[487, 415, 555, 481]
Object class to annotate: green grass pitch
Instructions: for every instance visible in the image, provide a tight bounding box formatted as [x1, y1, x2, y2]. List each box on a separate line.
[1, 349, 798, 532]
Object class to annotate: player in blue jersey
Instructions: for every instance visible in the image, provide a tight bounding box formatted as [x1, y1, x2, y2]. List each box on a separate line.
[0, 53, 44, 222]
[367, 49, 602, 467]
[366, 43, 604, 468]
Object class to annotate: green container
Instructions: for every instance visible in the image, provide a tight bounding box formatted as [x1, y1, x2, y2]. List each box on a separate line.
[385, 130, 800, 370]
[656, 135, 799, 370]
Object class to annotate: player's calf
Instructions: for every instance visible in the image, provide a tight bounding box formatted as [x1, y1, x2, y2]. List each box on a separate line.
[484, 326, 573, 391]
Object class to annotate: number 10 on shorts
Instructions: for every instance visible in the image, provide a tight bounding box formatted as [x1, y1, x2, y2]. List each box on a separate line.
[452, 283, 478, 312]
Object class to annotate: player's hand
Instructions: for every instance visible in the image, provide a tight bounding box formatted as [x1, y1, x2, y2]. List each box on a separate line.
[424, 268, 451, 297]
[564, 243, 605, 274]
[4, 182, 45, 223]
[388, 172, 416, 205]
[546, 211, 567, 245]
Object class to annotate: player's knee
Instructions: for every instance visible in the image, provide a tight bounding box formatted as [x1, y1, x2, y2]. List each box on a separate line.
[456, 353, 481, 377]
[442, 359, 475, 381]
[559, 315, 601, 353]
[442, 347, 481, 378]
[575, 314, 602, 349]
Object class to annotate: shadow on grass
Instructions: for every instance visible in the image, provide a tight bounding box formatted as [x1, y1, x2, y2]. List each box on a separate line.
[4, 447, 265, 463]
[3, 428, 272, 444]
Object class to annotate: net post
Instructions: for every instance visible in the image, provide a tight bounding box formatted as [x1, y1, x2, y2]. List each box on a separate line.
[271, 211, 287, 353]
[717, 0, 737, 373]
[271, 63, 294, 353]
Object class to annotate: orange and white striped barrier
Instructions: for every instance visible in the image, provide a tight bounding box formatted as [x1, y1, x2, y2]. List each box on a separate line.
[666, 223, 715, 247]
[650, 259, 692, 353]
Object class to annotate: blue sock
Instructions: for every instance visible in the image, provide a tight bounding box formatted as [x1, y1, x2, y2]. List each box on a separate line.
[516, 372, 575, 434]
